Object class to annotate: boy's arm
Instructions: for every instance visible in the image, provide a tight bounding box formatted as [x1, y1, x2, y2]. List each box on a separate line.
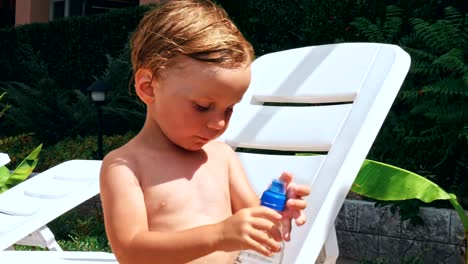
[226, 146, 260, 212]
[100, 153, 221, 264]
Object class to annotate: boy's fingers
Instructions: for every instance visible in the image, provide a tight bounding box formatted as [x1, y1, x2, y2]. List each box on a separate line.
[295, 185, 311, 197]
[281, 218, 292, 241]
[295, 211, 307, 226]
[286, 198, 307, 210]
[251, 206, 282, 221]
[251, 218, 282, 240]
[246, 237, 273, 257]
[289, 184, 311, 197]
[250, 231, 282, 254]
[279, 171, 293, 186]
[267, 224, 283, 242]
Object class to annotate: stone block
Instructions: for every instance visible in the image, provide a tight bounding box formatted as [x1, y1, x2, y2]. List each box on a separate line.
[401, 207, 451, 243]
[377, 236, 463, 264]
[406, 240, 462, 264]
[379, 236, 418, 264]
[337, 230, 379, 261]
[336, 200, 358, 232]
[450, 210, 465, 245]
[356, 201, 400, 237]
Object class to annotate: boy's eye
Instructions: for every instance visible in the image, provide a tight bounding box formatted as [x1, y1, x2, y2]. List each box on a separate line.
[195, 104, 210, 112]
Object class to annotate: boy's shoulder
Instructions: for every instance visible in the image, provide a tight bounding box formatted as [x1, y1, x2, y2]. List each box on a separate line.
[101, 139, 139, 171]
[104, 139, 134, 160]
[204, 140, 236, 157]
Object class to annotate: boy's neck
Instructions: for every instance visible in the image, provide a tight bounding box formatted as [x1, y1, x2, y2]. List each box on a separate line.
[136, 117, 191, 153]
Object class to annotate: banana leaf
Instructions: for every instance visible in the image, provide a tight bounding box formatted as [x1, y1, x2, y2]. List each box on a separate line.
[351, 159, 468, 231]
[0, 165, 10, 191]
[6, 144, 42, 187]
[0, 144, 42, 194]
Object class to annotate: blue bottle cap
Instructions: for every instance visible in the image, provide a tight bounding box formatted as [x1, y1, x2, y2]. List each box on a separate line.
[260, 179, 287, 212]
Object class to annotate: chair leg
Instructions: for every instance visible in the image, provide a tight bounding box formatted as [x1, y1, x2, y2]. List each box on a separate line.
[316, 225, 339, 264]
[14, 225, 63, 251]
[46, 240, 63, 251]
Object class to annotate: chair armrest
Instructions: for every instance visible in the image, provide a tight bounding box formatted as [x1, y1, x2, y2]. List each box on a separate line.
[0, 153, 10, 167]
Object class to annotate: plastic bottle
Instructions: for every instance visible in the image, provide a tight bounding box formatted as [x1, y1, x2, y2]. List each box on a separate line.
[235, 179, 287, 264]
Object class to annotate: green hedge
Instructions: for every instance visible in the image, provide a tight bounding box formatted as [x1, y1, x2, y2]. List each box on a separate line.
[1, 132, 134, 172]
[0, 5, 149, 90]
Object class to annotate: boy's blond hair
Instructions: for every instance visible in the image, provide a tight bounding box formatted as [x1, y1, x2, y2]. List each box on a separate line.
[131, 0, 254, 77]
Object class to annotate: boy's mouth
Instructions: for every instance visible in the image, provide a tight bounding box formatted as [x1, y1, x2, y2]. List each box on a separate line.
[195, 135, 210, 142]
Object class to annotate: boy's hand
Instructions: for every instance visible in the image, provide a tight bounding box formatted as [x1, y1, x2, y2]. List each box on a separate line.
[217, 206, 283, 257]
[279, 172, 310, 241]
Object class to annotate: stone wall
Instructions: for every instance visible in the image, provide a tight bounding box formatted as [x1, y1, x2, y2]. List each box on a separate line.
[335, 200, 465, 264]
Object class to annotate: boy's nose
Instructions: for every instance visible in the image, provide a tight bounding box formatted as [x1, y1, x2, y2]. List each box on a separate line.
[206, 116, 227, 130]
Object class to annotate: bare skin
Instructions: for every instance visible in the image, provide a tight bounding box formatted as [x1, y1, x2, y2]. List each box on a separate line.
[100, 57, 310, 264]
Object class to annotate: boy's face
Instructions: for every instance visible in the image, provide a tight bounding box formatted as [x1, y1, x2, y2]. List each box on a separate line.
[151, 57, 251, 151]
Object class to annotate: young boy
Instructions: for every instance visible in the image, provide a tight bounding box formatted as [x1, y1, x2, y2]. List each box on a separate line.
[100, 1, 311, 263]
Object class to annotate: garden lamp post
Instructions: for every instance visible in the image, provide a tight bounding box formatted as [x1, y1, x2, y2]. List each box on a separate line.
[87, 80, 111, 160]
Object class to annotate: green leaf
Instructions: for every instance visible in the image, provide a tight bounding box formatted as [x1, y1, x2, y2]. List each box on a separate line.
[352, 159, 451, 202]
[7, 144, 42, 187]
[352, 159, 468, 230]
[0, 165, 11, 188]
[0, 185, 8, 193]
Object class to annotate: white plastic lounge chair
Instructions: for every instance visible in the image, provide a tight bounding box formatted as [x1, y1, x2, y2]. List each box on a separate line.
[0, 158, 115, 260]
[221, 42, 410, 263]
[0, 153, 9, 167]
[0, 42, 410, 263]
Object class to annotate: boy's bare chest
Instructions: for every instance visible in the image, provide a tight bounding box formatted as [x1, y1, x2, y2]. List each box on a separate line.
[137, 153, 232, 230]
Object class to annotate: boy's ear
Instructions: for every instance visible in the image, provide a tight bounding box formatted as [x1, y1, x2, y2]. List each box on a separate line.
[135, 68, 157, 104]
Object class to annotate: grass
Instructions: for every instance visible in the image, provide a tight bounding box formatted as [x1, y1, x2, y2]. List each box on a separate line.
[50, 203, 111, 252]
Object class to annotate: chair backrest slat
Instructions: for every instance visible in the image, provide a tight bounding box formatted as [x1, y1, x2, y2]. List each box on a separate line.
[220, 104, 353, 152]
[236, 153, 325, 195]
[242, 44, 381, 105]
